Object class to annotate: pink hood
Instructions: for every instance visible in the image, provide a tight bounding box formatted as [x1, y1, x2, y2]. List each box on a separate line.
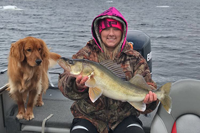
[91, 7, 128, 52]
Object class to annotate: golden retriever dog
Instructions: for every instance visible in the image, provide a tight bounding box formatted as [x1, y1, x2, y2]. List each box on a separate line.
[8, 37, 61, 120]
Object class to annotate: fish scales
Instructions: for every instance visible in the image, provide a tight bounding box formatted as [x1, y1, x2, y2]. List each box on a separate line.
[86, 62, 146, 101]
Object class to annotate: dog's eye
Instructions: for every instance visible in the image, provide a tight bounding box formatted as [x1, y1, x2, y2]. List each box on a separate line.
[68, 60, 73, 64]
[38, 48, 41, 51]
[27, 49, 31, 52]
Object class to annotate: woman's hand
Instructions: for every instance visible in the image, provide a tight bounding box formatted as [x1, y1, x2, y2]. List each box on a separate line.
[143, 91, 157, 104]
[76, 75, 89, 90]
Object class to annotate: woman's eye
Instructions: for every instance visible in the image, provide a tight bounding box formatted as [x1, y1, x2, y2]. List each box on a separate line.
[113, 27, 120, 31]
[104, 28, 109, 31]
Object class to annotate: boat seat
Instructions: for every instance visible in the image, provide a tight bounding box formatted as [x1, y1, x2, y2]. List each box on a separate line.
[150, 79, 200, 133]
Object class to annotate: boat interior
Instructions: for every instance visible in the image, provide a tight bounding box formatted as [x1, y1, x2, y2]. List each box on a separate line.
[1, 30, 200, 133]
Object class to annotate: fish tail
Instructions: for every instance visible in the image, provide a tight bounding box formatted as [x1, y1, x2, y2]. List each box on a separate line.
[157, 82, 172, 114]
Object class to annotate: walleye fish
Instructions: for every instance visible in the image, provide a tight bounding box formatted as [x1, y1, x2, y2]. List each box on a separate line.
[58, 57, 172, 114]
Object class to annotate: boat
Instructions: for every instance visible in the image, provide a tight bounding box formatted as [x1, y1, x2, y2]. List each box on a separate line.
[0, 30, 157, 133]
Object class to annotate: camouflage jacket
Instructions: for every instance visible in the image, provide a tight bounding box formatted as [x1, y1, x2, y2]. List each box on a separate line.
[58, 39, 158, 133]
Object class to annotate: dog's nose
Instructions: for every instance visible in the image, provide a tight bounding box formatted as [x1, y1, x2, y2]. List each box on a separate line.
[35, 59, 42, 65]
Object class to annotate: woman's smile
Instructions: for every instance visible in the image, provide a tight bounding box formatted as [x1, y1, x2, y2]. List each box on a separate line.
[101, 27, 122, 51]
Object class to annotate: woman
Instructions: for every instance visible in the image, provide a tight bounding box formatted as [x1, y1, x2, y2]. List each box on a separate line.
[58, 7, 158, 133]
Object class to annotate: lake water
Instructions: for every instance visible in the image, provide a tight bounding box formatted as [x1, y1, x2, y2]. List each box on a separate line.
[0, 0, 200, 87]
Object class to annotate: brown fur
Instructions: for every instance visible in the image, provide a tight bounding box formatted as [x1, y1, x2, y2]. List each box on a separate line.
[7, 37, 61, 120]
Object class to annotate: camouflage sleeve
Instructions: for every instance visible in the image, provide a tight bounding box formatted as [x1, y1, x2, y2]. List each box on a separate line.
[131, 52, 159, 114]
[58, 71, 89, 100]
[57, 43, 93, 100]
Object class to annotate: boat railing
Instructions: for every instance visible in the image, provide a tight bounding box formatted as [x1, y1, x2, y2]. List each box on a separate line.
[0, 68, 59, 88]
[48, 71, 60, 87]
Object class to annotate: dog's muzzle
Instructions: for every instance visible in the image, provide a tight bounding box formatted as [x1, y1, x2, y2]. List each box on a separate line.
[35, 59, 42, 65]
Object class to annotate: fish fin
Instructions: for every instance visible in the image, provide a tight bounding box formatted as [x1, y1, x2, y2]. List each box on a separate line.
[85, 75, 96, 87]
[129, 74, 151, 91]
[157, 82, 172, 114]
[82, 63, 94, 76]
[99, 60, 126, 79]
[128, 101, 146, 112]
[89, 87, 103, 103]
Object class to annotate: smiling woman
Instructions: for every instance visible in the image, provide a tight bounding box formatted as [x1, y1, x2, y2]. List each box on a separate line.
[58, 7, 158, 133]
[100, 27, 122, 51]
[99, 18, 123, 55]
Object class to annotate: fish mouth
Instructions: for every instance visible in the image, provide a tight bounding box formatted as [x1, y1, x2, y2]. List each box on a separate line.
[57, 57, 71, 72]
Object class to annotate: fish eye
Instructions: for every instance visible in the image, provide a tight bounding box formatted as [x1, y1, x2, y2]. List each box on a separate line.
[68, 60, 73, 64]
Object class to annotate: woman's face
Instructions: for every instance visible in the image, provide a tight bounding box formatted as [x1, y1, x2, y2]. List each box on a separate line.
[100, 27, 122, 51]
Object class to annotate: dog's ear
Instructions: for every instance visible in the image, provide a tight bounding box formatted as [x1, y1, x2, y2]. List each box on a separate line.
[39, 39, 49, 59]
[10, 39, 25, 62]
